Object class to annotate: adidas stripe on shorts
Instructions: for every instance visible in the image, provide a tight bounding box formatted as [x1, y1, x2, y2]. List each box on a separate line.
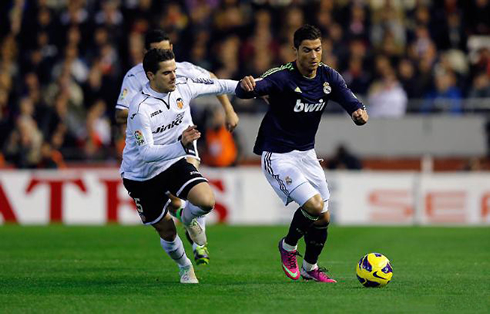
[261, 149, 330, 212]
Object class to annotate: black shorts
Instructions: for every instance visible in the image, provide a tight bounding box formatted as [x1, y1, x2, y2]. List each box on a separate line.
[185, 140, 200, 161]
[123, 159, 207, 225]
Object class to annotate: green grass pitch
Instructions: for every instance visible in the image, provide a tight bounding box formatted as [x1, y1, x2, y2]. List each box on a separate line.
[1, 225, 489, 313]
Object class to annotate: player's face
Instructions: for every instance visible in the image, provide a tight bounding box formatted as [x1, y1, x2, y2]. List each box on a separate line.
[295, 39, 322, 77]
[150, 59, 177, 93]
[149, 40, 173, 51]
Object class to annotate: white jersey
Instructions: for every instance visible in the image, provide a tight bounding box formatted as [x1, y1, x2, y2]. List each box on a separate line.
[116, 62, 211, 111]
[120, 78, 238, 181]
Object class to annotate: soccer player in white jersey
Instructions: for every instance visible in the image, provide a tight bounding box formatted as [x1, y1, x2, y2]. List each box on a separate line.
[116, 29, 239, 265]
[120, 49, 252, 283]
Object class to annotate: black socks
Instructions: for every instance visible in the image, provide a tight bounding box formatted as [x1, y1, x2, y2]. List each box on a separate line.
[284, 207, 319, 247]
[304, 223, 328, 264]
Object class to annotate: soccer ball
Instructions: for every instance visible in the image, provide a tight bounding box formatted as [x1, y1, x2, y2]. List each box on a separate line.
[356, 253, 393, 287]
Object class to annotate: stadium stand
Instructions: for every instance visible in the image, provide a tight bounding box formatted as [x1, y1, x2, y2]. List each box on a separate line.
[1, 0, 489, 170]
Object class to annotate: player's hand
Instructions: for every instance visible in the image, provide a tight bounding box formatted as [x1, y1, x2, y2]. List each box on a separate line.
[181, 125, 201, 146]
[240, 76, 256, 92]
[352, 108, 369, 125]
[225, 111, 239, 132]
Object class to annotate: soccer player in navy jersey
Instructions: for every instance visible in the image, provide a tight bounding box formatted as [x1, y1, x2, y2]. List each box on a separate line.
[236, 25, 369, 282]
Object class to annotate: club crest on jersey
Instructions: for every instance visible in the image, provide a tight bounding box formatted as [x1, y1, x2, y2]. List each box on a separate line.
[323, 82, 332, 94]
[134, 130, 145, 146]
[176, 98, 184, 109]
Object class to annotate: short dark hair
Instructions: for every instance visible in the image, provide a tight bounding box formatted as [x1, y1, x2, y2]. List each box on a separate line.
[145, 29, 170, 50]
[143, 49, 175, 76]
[293, 24, 322, 48]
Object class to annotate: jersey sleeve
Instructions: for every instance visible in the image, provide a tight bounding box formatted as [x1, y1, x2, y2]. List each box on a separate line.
[179, 78, 238, 101]
[329, 69, 366, 115]
[177, 62, 211, 79]
[235, 76, 280, 99]
[128, 110, 186, 162]
[116, 74, 144, 110]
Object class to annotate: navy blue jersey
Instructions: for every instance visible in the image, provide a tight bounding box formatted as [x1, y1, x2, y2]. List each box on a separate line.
[235, 62, 365, 155]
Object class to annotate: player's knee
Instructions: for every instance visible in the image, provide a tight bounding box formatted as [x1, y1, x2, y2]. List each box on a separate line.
[197, 194, 215, 213]
[315, 212, 330, 227]
[154, 225, 176, 241]
[169, 197, 182, 210]
[303, 196, 324, 216]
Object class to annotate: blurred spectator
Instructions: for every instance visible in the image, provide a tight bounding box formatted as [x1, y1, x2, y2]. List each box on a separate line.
[468, 0, 490, 35]
[397, 58, 418, 99]
[214, 35, 241, 79]
[37, 141, 65, 169]
[367, 69, 407, 118]
[422, 71, 462, 114]
[4, 115, 43, 168]
[327, 144, 362, 170]
[201, 106, 242, 167]
[342, 57, 371, 95]
[370, 0, 406, 55]
[83, 99, 111, 160]
[469, 72, 490, 98]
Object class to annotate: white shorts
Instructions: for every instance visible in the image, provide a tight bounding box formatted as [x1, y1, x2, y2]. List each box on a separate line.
[261, 149, 330, 212]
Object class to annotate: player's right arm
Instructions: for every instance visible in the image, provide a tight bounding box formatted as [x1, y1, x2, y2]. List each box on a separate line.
[234, 75, 279, 99]
[129, 111, 200, 162]
[115, 71, 144, 125]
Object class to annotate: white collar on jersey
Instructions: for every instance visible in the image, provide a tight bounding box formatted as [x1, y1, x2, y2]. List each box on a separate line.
[143, 82, 170, 98]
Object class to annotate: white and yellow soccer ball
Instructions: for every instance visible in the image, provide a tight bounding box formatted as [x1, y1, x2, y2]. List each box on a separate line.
[356, 253, 393, 287]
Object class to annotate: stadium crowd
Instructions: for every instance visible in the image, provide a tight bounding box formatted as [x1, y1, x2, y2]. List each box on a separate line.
[1, 0, 490, 168]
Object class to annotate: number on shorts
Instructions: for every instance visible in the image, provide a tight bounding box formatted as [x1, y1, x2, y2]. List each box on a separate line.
[133, 197, 143, 213]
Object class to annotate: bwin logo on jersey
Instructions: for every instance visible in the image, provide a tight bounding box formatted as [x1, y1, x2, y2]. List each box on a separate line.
[153, 113, 184, 134]
[293, 99, 326, 112]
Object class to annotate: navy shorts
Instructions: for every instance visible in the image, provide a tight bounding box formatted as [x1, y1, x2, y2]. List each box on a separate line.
[123, 159, 207, 225]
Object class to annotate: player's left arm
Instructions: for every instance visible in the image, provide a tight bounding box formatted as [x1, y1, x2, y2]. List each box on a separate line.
[209, 72, 239, 132]
[329, 70, 369, 126]
[180, 62, 240, 132]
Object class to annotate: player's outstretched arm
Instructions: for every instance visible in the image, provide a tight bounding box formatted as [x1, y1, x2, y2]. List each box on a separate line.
[210, 72, 239, 132]
[351, 108, 369, 125]
[235, 76, 257, 99]
[115, 108, 129, 125]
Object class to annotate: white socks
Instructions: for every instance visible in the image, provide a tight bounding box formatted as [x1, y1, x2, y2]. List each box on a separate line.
[182, 202, 210, 225]
[303, 260, 318, 272]
[160, 236, 192, 268]
[282, 239, 298, 252]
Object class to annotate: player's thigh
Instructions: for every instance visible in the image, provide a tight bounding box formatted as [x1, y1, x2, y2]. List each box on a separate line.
[300, 150, 330, 204]
[261, 151, 311, 205]
[165, 158, 209, 203]
[186, 182, 215, 209]
[123, 176, 171, 225]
